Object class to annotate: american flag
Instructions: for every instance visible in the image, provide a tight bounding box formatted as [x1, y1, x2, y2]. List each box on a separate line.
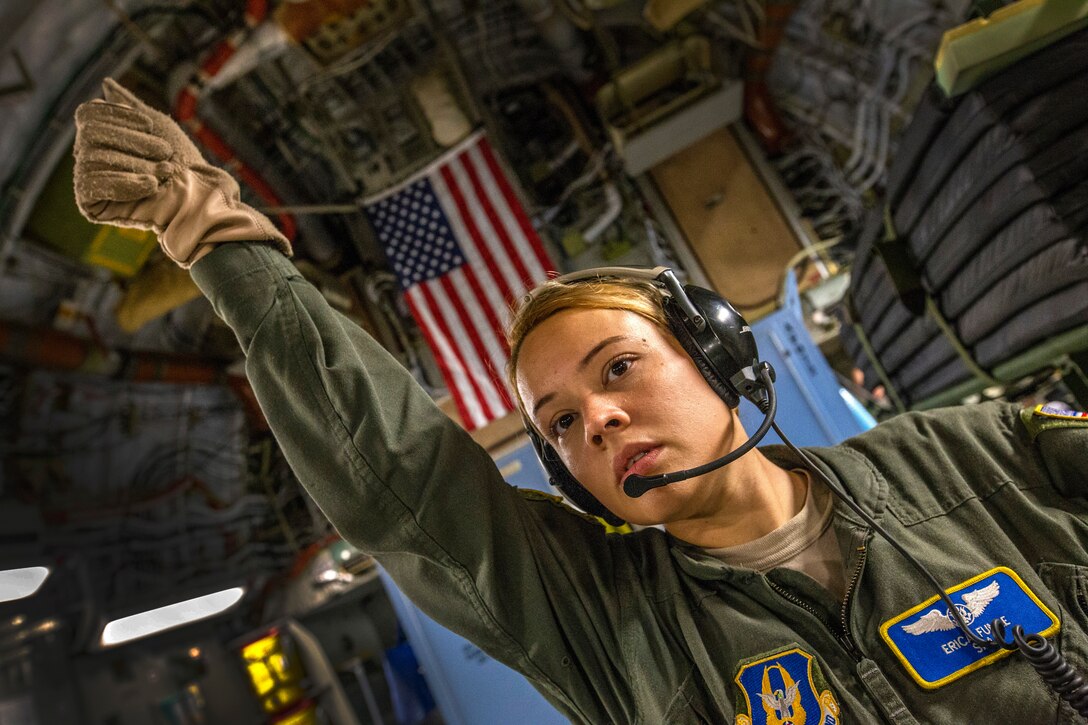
[365, 132, 557, 430]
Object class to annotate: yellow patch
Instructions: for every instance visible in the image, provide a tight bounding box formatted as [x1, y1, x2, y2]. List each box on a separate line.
[1021, 403, 1088, 440]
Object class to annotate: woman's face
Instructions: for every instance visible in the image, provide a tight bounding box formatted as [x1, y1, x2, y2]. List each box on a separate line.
[515, 307, 740, 525]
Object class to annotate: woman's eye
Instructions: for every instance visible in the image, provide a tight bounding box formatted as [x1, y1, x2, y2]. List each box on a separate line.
[606, 357, 633, 383]
[551, 413, 575, 438]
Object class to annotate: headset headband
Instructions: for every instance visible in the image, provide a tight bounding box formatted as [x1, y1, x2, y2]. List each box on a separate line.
[530, 266, 707, 332]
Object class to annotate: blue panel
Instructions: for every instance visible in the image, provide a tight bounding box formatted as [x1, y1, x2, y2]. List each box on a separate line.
[738, 273, 876, 447]
[380, 443, 566, 725]
[493, 440, 552, 493]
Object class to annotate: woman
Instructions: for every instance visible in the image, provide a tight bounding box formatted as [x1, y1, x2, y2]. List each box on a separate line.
[508, 270, 826, 562]
[73, 80, 1088, 723]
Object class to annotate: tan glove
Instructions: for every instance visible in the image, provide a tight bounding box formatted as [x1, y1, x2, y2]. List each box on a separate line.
[73, 78, 291, 269]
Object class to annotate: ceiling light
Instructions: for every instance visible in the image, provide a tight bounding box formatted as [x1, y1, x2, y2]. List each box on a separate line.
[0, 567, 50, 603]
[100, 588, 245, 647]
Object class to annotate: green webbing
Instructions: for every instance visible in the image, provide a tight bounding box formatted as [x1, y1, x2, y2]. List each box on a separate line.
[911, 325, 1088, 410]
[846, 295, 907, 414]
[923, 295, 1001, 388]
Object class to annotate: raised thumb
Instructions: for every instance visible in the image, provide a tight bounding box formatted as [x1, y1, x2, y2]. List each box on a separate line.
[101, 78, 144, 108]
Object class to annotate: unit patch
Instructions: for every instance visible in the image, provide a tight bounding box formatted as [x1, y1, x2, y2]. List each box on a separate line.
[1021, 402, 1088, 440]
[879, 567, 1059, 689]
[1036, 402, 1088, 419]
[733, 646, 840, 725]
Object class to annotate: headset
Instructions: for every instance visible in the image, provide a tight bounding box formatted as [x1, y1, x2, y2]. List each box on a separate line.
[521, 266, 778, 526]
[518, 266, 1088, 716]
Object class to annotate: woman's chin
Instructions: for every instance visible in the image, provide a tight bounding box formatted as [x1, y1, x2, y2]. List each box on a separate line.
[613, 490, 689, 527]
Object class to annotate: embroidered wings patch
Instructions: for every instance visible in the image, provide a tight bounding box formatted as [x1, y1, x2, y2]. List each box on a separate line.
[879, 567, 1059, 689]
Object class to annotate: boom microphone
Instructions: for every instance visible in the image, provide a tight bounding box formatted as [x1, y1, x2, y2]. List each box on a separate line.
[623, 364, 778, 498]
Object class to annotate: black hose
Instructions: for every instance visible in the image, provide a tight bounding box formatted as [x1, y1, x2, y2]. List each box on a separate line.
[991, 619, 1088, 717]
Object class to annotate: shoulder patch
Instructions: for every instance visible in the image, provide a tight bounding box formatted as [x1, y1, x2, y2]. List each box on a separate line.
[1020, 403, 1088, 440]
[879, 566, 1059, 689]
[733, 645, 840, 725]
[516, 488, 567, 505]
[515, 488, 633, 533]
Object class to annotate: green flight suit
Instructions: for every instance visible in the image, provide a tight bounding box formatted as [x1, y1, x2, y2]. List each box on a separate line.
[192, 243, 1088, 724]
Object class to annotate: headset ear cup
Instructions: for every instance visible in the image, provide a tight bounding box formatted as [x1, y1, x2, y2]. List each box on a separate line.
[663, 299, 740, 408]
[526, 429, 626, 526]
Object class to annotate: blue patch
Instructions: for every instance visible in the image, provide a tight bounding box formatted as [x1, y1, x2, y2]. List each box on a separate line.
[880, 567, 1059, 689]
[734, 647, 840, 725]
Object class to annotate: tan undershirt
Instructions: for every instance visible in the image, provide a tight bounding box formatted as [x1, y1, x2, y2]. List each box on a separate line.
[703, 474, 846, 600]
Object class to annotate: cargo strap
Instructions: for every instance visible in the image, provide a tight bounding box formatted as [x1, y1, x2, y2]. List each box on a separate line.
[846, 295, 907, 414]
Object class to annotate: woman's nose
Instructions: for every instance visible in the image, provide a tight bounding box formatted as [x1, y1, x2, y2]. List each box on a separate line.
[584, 400, 629, 446]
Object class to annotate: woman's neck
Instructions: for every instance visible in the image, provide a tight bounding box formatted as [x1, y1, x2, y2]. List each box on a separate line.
[664, 451, 809, 549]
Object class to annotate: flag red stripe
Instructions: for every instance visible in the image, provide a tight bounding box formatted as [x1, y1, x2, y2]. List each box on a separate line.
[438, 274, 508, 413]
[479, 138, 556, 277]
[459, 267, 515, 410]
[464, 142, 546, 288]
[438, 165, 516, 304]
[458, 150, 533, 291]
[419, 282, 494, 422]
[432, 275, 508, 415]
[461, 264, 511, 357]
[405, 292, 475, 428]
[427, 170, 510, 328]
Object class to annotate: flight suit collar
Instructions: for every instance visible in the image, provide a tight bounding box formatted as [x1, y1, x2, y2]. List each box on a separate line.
[667, 443, 888, 582]
[761, 443, 889, 530]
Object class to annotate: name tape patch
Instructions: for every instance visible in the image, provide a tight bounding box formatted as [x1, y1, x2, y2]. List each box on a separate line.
[734, 646, 840, 725]
[879, 567, 1059, 689]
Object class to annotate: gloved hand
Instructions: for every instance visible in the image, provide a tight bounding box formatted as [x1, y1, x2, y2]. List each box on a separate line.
[73, 78, 291, 269]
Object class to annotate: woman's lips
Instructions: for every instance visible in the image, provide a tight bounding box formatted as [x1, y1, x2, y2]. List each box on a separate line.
[620, 446, 663, 486]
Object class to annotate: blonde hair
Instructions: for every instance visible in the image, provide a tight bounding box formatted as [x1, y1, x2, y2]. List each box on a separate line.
[505, 276, 668, 411]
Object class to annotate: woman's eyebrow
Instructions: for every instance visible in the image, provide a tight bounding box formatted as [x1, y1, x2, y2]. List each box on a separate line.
[531, 335, 632, 418]
[577, 335, 630, 371]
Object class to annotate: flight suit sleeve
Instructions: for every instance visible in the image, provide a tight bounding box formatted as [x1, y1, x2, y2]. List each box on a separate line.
[189, 243, 633, 722]
[1019, 403, 1088, 498]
